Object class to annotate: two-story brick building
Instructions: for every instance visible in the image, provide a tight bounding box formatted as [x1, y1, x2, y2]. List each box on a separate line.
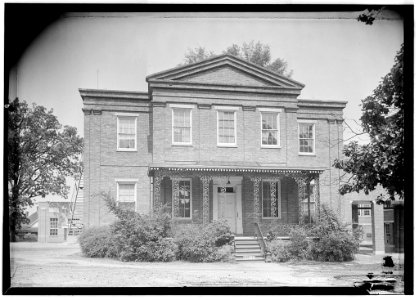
[80, 54, 347, 237]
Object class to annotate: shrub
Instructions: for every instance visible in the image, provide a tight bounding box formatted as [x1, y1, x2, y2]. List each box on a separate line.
[204, 219, 234, 247]
[267, 240, 291, 262]
[309, 231, 359, 262]
[78, 226, 117, 258]
[287, 226, 311, 260]
[90, 193, 178, 262]
[174, 220, 234, 262]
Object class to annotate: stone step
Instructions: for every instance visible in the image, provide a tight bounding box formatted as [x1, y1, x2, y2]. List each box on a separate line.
[234, 240, 260, 245]
[235, 258, 265, 262]
[235, 248, 262, 253]
[235, 244, 260, 249]
[234, 251, 264, 257]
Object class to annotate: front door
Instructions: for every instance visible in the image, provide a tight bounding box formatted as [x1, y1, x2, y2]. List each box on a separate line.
[218, 188, 236, 232]
[212, 176, 243, 235]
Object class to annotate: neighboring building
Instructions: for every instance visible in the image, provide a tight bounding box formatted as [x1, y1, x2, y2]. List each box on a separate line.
[37, 199, 71, 243]
[80, 54, 349, 236]
[343, 187, 404, 254]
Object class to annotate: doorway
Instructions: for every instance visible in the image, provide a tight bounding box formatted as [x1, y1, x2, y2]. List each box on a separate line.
[212, 176, 243, 234]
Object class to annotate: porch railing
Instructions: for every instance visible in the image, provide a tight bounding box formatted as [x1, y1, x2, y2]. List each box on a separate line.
[254, 222, 267, 259]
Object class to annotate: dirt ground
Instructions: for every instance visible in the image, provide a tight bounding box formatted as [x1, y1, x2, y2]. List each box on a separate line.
[8, 237, 404, 291]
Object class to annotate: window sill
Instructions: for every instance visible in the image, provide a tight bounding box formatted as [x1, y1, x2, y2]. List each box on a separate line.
[117, 149, 137, 152]
[172, 144, 193, 147]
[261, 145, 281, 149]
[298, 152, 316, 156]
[262, 217, 281, 220]
[217, 144, 238, 148]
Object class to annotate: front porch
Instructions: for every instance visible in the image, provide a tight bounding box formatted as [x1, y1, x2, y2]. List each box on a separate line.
[149, 165, 322, 236]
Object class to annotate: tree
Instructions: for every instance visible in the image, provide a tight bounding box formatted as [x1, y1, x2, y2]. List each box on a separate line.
[333, 44, 404, 203]
[7, 99, 83, 241]
[181, 41, 293, 77]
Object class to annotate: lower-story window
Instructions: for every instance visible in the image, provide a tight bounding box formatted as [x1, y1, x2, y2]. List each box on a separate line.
[302, 181, 315, 221]
[50, 218, 58, 236]
[176, 179, 192, 218]
[117, 181, 137, 211]
[262, 181, 280, 218]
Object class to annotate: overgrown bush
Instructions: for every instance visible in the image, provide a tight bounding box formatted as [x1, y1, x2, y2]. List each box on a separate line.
[108, 196, 176, 261]
[307, 205, 360, 262]
[174, 220, 234, 262]
[266, 205, 361, 262]
[78, 226, 117, 258]
[267, 240, 291, 262]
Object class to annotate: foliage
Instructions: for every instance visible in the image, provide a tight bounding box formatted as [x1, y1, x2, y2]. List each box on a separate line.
[78, 226, 117, 258]
[7, 98, 83, 241]
[181, 41, 293, 77]
[308, 205, 361, 262]
[267, 205, 361, 262]
[266, 240, 291, 262]
[333, 45, 404, 203]
[174, 220, 234, 262]
[103, 193, 177, 262]
[263, 223, 300, 242]
[357, 8, 384, 25]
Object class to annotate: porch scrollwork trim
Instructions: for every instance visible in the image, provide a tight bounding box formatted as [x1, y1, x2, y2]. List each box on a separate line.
[170, 176, 183, 218]
[199, 175, 212, 225]
[250, 177, 262, 221]
[153, 172, 163, 209]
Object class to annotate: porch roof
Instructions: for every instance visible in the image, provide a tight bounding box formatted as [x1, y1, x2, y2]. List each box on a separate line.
[149, 162, 324, 175]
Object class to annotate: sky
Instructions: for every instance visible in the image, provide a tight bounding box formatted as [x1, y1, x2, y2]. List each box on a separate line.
[11, 11, 403, 209]
[14, 11, 404, 144]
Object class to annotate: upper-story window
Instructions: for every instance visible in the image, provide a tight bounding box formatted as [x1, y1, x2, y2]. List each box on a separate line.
[172, 107, 192, 145]
[298, 121, 315, 155]
[117, 115, 137, 151]
[216, 107, 238, 147]
[261, 112, 280, 147]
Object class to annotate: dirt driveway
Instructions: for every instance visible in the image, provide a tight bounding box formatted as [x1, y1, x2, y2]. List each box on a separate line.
[9, 238, 404, 290]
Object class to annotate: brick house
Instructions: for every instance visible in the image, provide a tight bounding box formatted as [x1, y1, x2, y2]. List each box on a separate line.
[80, 54, 348, 237]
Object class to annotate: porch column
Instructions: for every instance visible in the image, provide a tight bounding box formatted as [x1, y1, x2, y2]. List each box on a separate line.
[270, 181, 278, 218]
[200, 175, 211, 225]
[313, 175, 320, 220]
[153, 172, 163, 210]
[170, 176, 181, 218]
[290, 175, 307, 225]
[250, 177, 262, 222]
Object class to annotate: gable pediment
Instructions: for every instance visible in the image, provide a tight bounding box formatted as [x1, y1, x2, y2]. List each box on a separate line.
[146, 55, 305, 91]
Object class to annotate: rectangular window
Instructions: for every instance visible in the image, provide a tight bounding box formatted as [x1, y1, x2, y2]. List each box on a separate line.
[364, 210, 370, 216]
[50, 218, 58, 236]
[172, 108, 192, 145]
[261, 112, 279, 147]
[298, 122, 315, 154]
[117, 116, 137, 151]
[117, 182, 136, 211]
[217, 110, 236, 146]
[302, 182, 315, 219]
[262, 181, 280, 218]
[176, 179, 191, 218]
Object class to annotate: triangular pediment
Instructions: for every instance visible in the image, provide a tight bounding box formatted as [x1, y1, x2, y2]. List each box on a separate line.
[146, 55, 305, 90]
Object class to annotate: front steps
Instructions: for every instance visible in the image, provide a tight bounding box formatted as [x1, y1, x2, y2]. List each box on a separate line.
[234, 237, 265, 262]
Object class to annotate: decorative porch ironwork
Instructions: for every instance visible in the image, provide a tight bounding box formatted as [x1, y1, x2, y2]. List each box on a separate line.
[149, 166, 323, 225]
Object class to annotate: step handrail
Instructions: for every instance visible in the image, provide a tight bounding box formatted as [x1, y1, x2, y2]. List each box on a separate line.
[254, 222, 267, 259]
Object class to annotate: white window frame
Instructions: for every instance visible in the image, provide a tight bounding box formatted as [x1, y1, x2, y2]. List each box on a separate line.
[261, 179, 281, 219]
[216, 107, 239, 147]
[298, 120, 316, 155]
[173, 178, 193, 219]
[116, 113, 138, 152]
[115, 178, 138, 212]
[259, 108, 282, 148]
[171, 105, 193, 146]
[50, 218, 58, 236]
